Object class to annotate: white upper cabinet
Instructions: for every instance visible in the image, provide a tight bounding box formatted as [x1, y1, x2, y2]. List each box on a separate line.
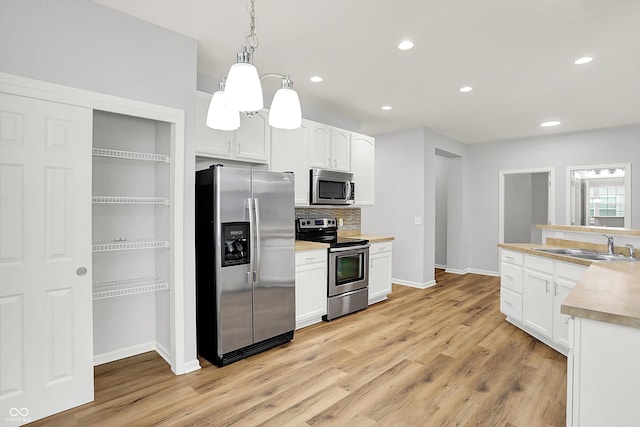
[350, 132, 375, 205]
[330, 128, 350, 172]
[309, 122, 350, 172]
[195, 91, 269, 164]
[270, 119, 311, 206]
[235, 111, 270, 163]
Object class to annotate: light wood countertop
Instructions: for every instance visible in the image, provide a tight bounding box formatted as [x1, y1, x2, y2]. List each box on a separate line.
[498, 243, 592, 266]
[538, 224, 640, 236]
[295, 241, 329, 252]
[499, 242, 640, 329]
[561, 262, 640, 329]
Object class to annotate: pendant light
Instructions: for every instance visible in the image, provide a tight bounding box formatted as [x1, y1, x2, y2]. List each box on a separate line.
[206, 80, 240, 131]
[208, 0, 302, 130]
[265, 75, 301, 129]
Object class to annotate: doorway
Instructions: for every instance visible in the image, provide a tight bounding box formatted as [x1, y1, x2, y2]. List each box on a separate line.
[499, 168, 555, 244]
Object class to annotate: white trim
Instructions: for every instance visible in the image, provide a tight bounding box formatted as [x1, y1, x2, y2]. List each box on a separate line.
[0, 72, 193, 375]
[565, 162, 631, 228]
[443, 267, 500, 277]
[393, 278, 437, 289]
[434, 263, 447, 270]
[93, 342, 156, 366]
[499, 167, 555, 244]
[296, 310, 325, 330]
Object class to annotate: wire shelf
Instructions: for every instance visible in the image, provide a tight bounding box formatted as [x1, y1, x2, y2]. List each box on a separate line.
[92, 196, 169, 205]
[92, 277, 169, 300]
[92, 239, 169, 252]
[92, 148, 169, 163]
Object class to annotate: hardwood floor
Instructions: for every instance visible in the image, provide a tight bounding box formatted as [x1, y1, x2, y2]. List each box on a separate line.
[33, 270, 567, 426]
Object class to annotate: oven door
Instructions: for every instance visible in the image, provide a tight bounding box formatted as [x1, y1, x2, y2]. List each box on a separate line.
[328, 245, 369, 297]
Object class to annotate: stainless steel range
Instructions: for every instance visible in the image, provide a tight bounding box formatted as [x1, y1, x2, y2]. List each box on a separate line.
[296, 218, 369, 321]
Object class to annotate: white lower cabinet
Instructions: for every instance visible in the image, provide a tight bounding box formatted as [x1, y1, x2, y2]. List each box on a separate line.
[295, 249, 327, 329]
[368, 241, 392, 304]
[500, 249, 587, 355]
[523, 256, 554, 339]
[568, 317, 640, 426]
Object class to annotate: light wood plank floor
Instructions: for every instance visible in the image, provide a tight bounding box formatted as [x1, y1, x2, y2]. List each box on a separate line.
[33, 270, 566, 426]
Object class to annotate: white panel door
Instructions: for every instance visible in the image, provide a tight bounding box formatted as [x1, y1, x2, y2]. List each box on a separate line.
[0, 92, 93, 424]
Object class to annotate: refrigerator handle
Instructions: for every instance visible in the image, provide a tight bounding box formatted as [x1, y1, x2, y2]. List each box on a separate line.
[247, 197, 255, 284]
[254, 198, 261, 282]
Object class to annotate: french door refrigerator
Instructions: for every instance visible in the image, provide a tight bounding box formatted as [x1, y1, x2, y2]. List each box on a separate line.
[195, 165, 296, 366]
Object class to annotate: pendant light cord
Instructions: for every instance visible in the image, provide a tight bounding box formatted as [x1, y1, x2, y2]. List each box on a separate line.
[246, 0, 258, 53]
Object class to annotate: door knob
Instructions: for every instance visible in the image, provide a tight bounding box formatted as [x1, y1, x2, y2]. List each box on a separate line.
[76, 267, 88, 276]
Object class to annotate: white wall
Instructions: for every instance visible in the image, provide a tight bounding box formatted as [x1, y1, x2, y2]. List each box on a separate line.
[362, 127, 467, 286]
[0, 0, 199, 368]
[467, 123, 640, 273]
[365, 122, 640, 283]
[504, 174, 533, 243]
[435, 155, 448, 266]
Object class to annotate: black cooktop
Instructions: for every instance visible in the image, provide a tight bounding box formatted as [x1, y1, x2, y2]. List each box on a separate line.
[296, 218, 368, 249]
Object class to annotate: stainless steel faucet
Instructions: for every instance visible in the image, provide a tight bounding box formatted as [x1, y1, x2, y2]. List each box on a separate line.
[626, 244, 635, 258]
[603, 234, 615, 255]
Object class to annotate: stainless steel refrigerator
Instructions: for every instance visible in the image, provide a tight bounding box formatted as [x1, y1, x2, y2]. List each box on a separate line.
[195, 165, 296, 366]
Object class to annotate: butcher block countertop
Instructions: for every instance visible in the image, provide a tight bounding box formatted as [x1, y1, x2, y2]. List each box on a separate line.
[499, 242, 640, 330]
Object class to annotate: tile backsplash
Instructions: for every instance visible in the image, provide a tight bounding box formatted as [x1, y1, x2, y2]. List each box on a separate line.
[295, 207, 361, 232]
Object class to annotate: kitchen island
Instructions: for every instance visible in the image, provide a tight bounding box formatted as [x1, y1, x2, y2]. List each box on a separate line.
[499, 224, 640, 427]
[561, 262, 640, 427]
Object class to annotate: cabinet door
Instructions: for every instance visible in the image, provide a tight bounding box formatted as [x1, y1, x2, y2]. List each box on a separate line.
[350, 133, 375, 205]
[270, 120, 310, 206]
[331, 128, 350, 172]
[195, 91, 233, 158]
[523, 268, 554, 338]
[553, 277, 575, 348]
[369, 250, 392, 304]
[309, 122, 332, 169]
[235, 111, 269, 163]
[295, 253, 327, 329]
[0, 93, 94, 421]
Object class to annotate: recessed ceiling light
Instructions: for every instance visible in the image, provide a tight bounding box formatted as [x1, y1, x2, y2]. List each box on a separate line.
[310, 75, 323, 83]
[459, 86, 473, 93]
[574, 56, 594, 65]
[381, 105, 392, 111]
[397, 40, 414, 50]
[540, 120, 561, 127]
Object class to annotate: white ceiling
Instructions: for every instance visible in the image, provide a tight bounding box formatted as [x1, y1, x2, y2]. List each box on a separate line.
[94, 0, 640, 144]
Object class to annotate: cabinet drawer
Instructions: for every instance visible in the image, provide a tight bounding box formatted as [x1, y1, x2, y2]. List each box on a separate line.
[501, 263, 523, 293]
[501, 250, 523, 266]
[556, 261, 587, 281]
[295, 250, 327, 266]
[524, 254, 554, 273]
[500, 287, 523, 322]
[370, 242, 392, 254]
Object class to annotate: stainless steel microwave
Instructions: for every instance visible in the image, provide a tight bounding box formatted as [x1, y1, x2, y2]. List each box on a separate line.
[310, 168, 355, 205]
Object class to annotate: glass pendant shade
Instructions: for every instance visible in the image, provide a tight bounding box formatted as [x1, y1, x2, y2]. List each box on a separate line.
[269, 87, 302, 129]
[207, 90, 240, 131]
[224, 62, 264, 112]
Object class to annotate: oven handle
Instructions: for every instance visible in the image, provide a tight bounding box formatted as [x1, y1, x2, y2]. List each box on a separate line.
[329, 243, 370, 252]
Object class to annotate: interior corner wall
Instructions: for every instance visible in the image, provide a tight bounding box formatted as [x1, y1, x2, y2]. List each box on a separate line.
[434, 155, 449, 266]
[361, 128, 428, 286]
[0, 0, 199, 369]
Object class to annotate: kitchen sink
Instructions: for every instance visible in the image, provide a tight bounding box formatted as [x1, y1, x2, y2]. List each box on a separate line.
[534, 247, 638, 262]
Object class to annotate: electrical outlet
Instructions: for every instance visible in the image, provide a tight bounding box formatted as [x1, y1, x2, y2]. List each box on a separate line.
[414, 217, 422, 225]
[338, 218, 344, 227]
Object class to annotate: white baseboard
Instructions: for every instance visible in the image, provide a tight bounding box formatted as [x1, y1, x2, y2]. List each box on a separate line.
[181, 359, 202, 374]
[93, 341, 156, 366]
[442, 267, 499, 277]
[393, 278, 437, 289]
[434, 263, 447, 270]
[93, 341, 202, 375]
